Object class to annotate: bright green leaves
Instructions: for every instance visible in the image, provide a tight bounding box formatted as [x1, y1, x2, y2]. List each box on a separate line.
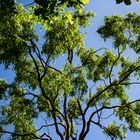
[88, 84, 128, 108]
[98, 15, 124, 37]
[14, 58, 39, 90]
[42, 68, 72, 97]
[74, 9, 95, 27]
[64, 10, 74, 25]
[82, 49, 119, 82]
[119, 52, 140, 83]
[33, 0, 91, 21]
[1, 0, 140, 139]
[34, 0, 60, 20]
[98, 13, 140, 54]
[2, 97, 36, 123]
[104, 123, 127, 140]
[125, 13, 140, 54]
[70, 68, 88, 97]
[36, 1, 95, 59]
[68, 98, 81, 118]
[1, 83, 38, 119]
[93, 50, 117, 81]
[77, 48, 97, 80]
[0, 3, 38, 68]
[1, 85, 38, 139]
[9, 84, 25, 97]
[81, 0, 89, 4]
[42, 12, 84, 58]
[135, 101, 140, 115]
[37, 95, 50, 112]
[116, 104, 140, 132]
[97, 85, 127, 100]
[71, 73, 88, 96]
[115, 99, 140, 133]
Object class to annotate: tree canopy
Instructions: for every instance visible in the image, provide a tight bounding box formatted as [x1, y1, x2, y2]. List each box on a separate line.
[0, 0, 140, 140]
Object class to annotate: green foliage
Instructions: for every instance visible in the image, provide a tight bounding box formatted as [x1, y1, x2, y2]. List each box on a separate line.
[98, 13, 140, 51]
[32, 0, 90, 21]
[104, 123, 127, 140]
[68, 98, 81, 118]
[0, 79, 7, 99]
[1, 84, 38, 139]
[0, 0, 140, 140]
[0, 0, 15, 15]
[116, 0, 131, 5]
[0, 3, 38, 68]
[116, 0, 140, 5]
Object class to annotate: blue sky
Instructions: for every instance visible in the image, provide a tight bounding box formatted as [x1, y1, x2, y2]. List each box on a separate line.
[0, 0, 140, 140]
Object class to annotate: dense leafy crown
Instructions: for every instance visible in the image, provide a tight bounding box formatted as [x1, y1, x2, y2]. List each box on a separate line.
[0, 0, 140, 140]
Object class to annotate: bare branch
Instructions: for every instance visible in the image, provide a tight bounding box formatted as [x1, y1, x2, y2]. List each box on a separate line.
[40, 133, 52, 140]
[52, 113, 64, 140]
[120, 82, 140, 86]
[24, 2, 35, 7]
[36, 123, 65, 132]
[30, 40, 46, 68]
[101, 110, 115, 119]
[108, 48, 123, 84]
[103, 99, 140, 109]
[63, 96, 70, 140]
[77, 100, 86, 140]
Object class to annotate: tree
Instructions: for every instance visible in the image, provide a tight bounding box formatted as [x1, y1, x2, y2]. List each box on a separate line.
[0, 0, 140, 140]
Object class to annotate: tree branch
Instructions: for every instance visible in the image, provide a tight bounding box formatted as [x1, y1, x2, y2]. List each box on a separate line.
[84, 64, 140, 114]
[0, 130, 47, 140]
[77, 100, 86, 140]
[64, 96, 70, 140]
[108, 48, 123, 84]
